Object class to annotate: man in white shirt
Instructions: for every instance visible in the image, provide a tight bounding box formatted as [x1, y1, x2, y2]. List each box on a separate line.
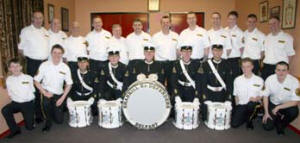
[261, 16, 295, 80]
[86, 17, 112, 73]
[178, 12, 210, 61]
[48, 18, 67, 55]
[108, 24, 129, 65]
[64, 21, 88, 74]
[126, 19, 152, 65]
[225, 11, 243, 80]
[208, 12, 232, 59]
[152, 15, 179, 94]
[262, 62, 300, 135]
[242, 14, 265, 75]
[34, 44, 73, 132]
[18, 11, 48, 123]
[231, 58, 264, 129]
[1, 59, 35, 138]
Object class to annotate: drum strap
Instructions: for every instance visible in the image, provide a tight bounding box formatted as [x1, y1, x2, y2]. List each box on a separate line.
[109, 63, 123, 91]
[77, 69, 93, 92]
[207, 60, 226, 90]
[179, 60, 195, 88]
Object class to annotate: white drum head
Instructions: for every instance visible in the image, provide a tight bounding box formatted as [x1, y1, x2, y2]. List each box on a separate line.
[123, 81, 171, 129]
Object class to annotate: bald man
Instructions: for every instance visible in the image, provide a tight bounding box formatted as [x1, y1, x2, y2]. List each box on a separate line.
[48, 18, 67, 55]
[18, 11, 49, 123]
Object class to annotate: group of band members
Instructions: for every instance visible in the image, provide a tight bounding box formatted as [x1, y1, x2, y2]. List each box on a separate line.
[0, 9, 299, 139]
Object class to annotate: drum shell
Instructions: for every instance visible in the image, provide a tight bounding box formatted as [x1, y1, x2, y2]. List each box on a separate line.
[68, 101, 93, 128]
[204, 102, 232, 130]
[98, 100, 123, 129]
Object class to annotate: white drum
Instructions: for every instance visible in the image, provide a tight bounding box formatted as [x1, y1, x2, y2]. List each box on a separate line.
[204, 101, 232, 130]
[123, 74, 171, 130]
[173, 96, 200, 130]
[67, 98, 94, 128]
[98, 98, 123, 129]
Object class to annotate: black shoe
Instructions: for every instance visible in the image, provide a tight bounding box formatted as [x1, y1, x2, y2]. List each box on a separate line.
[246, 122, 254, 130]
[277, 129, 285, 136]
[35, 118, 43, 124]
[42, 126, 51, 133]
[6, 130, 21, 139]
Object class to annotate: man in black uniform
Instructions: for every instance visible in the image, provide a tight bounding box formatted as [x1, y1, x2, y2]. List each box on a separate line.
[99, 48, 127, 100]
[201, 44, 232, 121]
[69, 55, 97, 114]
[123, 43, 165, 91]
[170, 46, 203, 102]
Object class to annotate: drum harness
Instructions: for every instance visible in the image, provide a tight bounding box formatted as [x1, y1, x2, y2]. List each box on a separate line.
[76, 69, 93, 96]
[207, 59, 226, 92]
[107, 63, 123, 91]
[178, 60, 195, 88]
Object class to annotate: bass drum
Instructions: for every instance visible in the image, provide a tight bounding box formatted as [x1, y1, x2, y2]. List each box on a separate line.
[123, 75, 171, 130]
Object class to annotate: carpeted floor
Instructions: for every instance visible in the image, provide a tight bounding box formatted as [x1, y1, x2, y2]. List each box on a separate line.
[1, 118, 299, 143]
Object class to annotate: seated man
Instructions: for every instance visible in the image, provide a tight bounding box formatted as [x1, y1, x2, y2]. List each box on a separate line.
[231, 58, 264, 129]
[1, 58, 35, 138]
[123, 43, 165, 91]
[99, 48, 126, 100]
[170, 46, 203, 102]
[201, 44, 232, 121]
[69, 55, 97, 114]
[262, 61, 300, 135]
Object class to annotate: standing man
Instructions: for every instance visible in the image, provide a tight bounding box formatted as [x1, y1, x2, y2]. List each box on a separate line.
[48, 18, 67, 56]
[126, 19, 152, 65]
[208, 12, 232, 59]
[1, 58, 35, 138]
[261, 16, 295, 80]
[231, 58, 264, 129]
[34, 44, 73, 132]
[242, 14, 265, 75]
[64, 21, 88, 74]
[18, 11, 49, 123]
[108, 24, 129, 65]
[225, 11, 243, 79]
[152, 15, 179, 94]
[86, 17, 112, 73]
[262, 62, 299, 135]
[178, 12, 210, 61]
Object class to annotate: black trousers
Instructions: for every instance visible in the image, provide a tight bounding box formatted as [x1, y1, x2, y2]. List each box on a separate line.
[26, 57, 45, 120]
[261, 63, 276, 80]
[1, 101, 34, 133]
[263, 101, 299, 132]
[42, 94, 64, 128]
[159, 60, 175, 95]
[227, 57, 241, 79]
[231, 102, 260, 128]
[102, 88, 122, 100]
[68, 61, 78, 75]
[252, 60, 260, 75]
[89, 59, 107, 74]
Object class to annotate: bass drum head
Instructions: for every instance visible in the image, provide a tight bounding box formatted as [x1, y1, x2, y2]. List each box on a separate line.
[123, 81, 171, 129]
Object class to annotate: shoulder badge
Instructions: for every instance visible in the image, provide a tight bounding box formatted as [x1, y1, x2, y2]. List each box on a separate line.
[253, 84, 260, 87]
[125, 70, 129, 77]
[197, 67, 204, 74]
[94, 77, 99, 83]
[252, 37, 258, 41]
[278, 40, 285, 43]
[202, 94, 206, 100]
[101, 70, 105, 75]
[197, 33, 203, 37]
[174, 89, 178, 94]
[133, 68, 136, 74]
[232, 34, 236, 37]
[172, 67, 177, 73]
[284, 87, 291, 91]
[105, 36, 110, 39]
[172, 38, 178, 41]
[195, 91, 198, 96]
[143, 38, 149, 41]
[22, 81, 29, 84]
[59, 71, 66, 75]
[221, 35, 227, 38]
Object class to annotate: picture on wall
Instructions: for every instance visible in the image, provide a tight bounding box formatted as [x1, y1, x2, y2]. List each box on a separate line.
[61, 7, 69, 32]
[48, 4, 54, 24]
[270, 6, 280, 19]
[259, 1, 268, 23]
[282, 0, 297, 29]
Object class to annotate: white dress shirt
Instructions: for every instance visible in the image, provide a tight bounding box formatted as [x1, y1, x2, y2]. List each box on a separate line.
[242, 28, 265, 60]
[263, 31, 295, 64]
[34, 60, 73, 95]
[208, 28, 232, 59]
[126, 31, 152, 60]
[152, 30, 179, 61]
[108, 36, 129, 65]
[63, 36, 88, 62]
[86, 29, 112, 61]
[178, 26, 210, 59]
[48, 29, 67, 54]
[6, 73, 35, 103]
[225, 25, 243, 58]
[233, 74, 264, 105]
[18, 25, 49, 60]
[263, 74, 300, 105]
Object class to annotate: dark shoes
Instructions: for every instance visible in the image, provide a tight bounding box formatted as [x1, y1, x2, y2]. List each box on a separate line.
[35, 118, 43, 124]
[246, 121, 254, 130]
[42, 126, 51, 133]
[6, 130, 21, 139]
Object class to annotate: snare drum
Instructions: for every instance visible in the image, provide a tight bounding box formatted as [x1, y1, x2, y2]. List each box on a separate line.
[204, 101, 232, 130]
[98, 98, 123, 129]
[173, 96, 200, 130]
[67, 98, 94, 128]
[123, 74, 171, 130]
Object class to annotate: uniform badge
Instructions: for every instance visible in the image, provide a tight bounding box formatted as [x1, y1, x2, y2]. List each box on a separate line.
[101, 70, 105, 75]
[172, 38, 178, 41]
[133, 68, 136, 74]
[284, 87, 291, 91]
[221, 35, 227, 38]
[278, 40, 285, 43]
[197, 34, 203, 37]
[174, 89, 178, 94]
[232, 34, 236, 37]
[105, 36, 110, 39]
[22, 81, 29, 84]
[197, 67, 204, 74]
[202, 94, 206, 100]
[143, 39, 149, 41]
[253, 84, 260, 87]
[172, 67, 177, 73]
[252, 37, 258, 41]
[125, 71, 129, 77]
[195, 91, 198, 96]
[94, 77, 99, 83]
[59, 71, 66, 75]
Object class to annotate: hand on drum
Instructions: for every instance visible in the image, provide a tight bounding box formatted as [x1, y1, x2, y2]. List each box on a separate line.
[262, 112, 273, 123]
